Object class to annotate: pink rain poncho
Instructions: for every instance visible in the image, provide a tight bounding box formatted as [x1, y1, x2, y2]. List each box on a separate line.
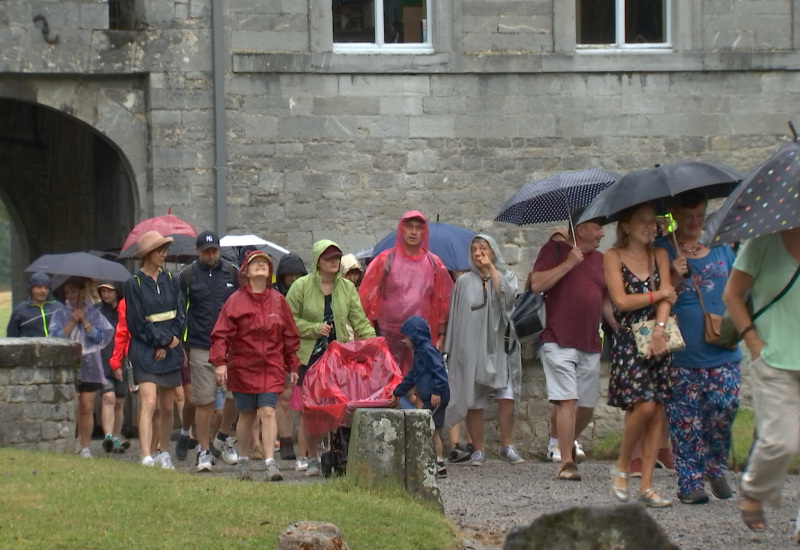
[358, 211, 454, 374]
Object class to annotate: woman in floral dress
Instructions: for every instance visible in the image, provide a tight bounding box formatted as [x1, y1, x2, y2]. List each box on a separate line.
[604, 201, 677, 507]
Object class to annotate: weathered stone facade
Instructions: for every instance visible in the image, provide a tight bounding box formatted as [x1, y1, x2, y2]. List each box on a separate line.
[0, 338, 80, 452]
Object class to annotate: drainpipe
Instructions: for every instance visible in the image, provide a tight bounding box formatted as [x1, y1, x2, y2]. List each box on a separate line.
[212, 0, 227, 235]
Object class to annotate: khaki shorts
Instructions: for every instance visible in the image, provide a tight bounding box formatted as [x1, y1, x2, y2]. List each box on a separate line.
[539, 342, 600, 408]
[189, 348, 232, 405]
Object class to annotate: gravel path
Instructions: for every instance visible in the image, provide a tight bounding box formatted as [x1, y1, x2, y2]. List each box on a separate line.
[89, 438, 800, 549]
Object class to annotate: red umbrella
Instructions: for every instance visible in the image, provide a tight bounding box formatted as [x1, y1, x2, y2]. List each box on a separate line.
[122, 213, 197, 252]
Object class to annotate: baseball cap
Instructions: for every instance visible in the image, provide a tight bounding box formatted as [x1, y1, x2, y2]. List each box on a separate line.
[319, 245, 342, 260]
[196, 230, 220, 251]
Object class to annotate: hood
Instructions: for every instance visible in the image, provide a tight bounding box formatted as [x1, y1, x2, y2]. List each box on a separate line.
[400, 315, 432, 348]
[28, 272, 51, 290]
[311, 239, 342, 275]
[274, 252, 308, 294]
[239, 250, 273, 287]
[395, 211, 429, 256]
[468, 234, 516, 282]
[340, 253, 362, 275]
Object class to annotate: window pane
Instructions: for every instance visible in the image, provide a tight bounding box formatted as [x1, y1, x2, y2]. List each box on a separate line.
[625, 0, 666, 43]
[576, 0, 615, 44]
[332, 0, 376, 43]
[385, 0, 427, 44]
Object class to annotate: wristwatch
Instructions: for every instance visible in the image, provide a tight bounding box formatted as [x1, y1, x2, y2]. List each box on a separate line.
[656, 321, 666, 328]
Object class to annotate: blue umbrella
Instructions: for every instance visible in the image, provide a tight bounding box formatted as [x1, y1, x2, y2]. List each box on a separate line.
[372, 222, 477, 271]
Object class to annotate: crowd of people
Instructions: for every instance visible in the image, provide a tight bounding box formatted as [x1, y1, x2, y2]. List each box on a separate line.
[7, 200, 800, 538]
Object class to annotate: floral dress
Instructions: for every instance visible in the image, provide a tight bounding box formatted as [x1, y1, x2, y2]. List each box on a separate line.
[607, 262, 671, 409]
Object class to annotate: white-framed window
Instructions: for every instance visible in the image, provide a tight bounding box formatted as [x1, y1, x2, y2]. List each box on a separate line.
[576, 0, 671, 50]
[332, 0, 433, 54]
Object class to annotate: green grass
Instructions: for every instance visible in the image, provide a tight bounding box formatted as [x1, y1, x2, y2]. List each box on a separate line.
[0, 449, 458, 550]
[0, 290, 10, 337]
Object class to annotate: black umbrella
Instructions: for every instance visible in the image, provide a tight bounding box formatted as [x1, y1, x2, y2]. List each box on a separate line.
[495, 168, 621, 225]
[577, 161, 745, 224]
[701, 139, 800, 246]
[25, 252, 131, 282]
[118, 233, 198, 260]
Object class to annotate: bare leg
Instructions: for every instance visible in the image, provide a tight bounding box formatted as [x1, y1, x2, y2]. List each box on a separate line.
[640, 403, 663, 493]
[157, 387, 176, 453]
[195, 402, 214, 451]
[276, 386, 293, 438]
[555, 399, 576, 464]
[251, 414, 261, 454]
[137, 382, 157, 458]
[259, 406, 278, 460]
[615, 401, 659, 491]
[181, 383, 196, 434]
[296, 416, 307, 458]
[174, 385, 185, 426]
[434, 429, 444, 459]
[550, 405, 558, 439]
[218, 397, 237, 438]
[447, 424, 461, 451]
[77, 391, 96, 449]
[236, 410, 256, 458]
[575, 407, 594, 438]
[101, 392, 116, 436]
[465, 409, 485, 451]
[150, 401, 161, 452]
[497, 399, 515, 448]
[113, 395, 125, 437]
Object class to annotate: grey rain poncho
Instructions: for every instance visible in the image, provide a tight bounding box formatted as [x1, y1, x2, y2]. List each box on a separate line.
[444, 234, 522, 429]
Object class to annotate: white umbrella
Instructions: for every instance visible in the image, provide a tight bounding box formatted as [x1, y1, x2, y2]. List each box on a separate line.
[220, 234, 290, 262]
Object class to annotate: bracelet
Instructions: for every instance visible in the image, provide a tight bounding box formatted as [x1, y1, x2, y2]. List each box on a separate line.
[648, 291, 654, 304]
[739, 325, 755, 338]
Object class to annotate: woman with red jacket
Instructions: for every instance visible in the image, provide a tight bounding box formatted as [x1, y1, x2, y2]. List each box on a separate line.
[209, 250, 300, 481]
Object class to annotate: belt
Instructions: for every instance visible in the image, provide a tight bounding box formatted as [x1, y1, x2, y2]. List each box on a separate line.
[145, 310, 177, 323]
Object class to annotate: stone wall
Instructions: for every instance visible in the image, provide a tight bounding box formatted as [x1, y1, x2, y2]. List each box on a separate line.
[0, 338, 80, 453]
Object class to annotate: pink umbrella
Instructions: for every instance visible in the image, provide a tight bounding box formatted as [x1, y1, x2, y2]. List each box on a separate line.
[122, 212, 197, 253]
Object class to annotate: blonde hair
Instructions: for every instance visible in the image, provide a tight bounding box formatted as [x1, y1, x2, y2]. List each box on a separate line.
[613, 203, 656, 250]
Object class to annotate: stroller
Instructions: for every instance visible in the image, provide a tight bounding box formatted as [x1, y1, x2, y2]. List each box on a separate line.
[301, 336, 403, 477]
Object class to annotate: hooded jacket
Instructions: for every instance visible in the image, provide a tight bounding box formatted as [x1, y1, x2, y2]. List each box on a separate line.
[285, 239, 376, 365]
[51, 296, 115, 384]
[6, 272, 61, 338]
[272, 253, 308, 296]
[209, 251, 301, 394]
[95, 281, 121, 376]
[393, 315, 450, 404]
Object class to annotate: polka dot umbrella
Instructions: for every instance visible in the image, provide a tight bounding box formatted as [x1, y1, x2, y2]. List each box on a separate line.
[495, 168, 621, 226]
[701, 139, 800, 246]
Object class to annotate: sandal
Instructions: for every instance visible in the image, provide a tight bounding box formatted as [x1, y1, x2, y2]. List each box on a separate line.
[610, 466, 629, 502]
[639, 488, 672, 508]
[740, 507, 767, 533]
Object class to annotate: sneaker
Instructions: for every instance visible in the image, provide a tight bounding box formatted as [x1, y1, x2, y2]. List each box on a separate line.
[436, 460, 448, 478]
[111, 438, 125, 454]
[279, 437, 296, 460]
[197, 450, 213, 472]
[707, 475, 733, 500]
[79, 447, 93, 458]
[629, 458, 643, 478]
[470, 450, 486, 466]
[500, 445, 524, 465]
[102, 435, 114, 453]
[679, 489, 710, 504]
[176, 434, 191, 461]
[295, 457, 309, 472]
[306, 457, 321, 477]
[141, 455, 155, 467]
[556, 461, 582, 481]
[548, 442, 561, 463]
[121, 440, 131, 450]
[448, 446, 471, 463]
[573, 441, 586, 464]
[154, 451, 175, 470]
[237, 458, 251, 481]
[265, 459, 283, 481]
[656, 447, 676, 472]
[213, 435, 239, 465]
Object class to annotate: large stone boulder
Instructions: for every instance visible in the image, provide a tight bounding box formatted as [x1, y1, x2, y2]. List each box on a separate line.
[276, 521, 349, 550]
[403, 408, 442, 510]
[503, 503, 679, 550]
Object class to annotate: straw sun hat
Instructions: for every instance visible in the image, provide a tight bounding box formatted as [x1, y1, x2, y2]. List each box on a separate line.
[136, 230, 174, 258]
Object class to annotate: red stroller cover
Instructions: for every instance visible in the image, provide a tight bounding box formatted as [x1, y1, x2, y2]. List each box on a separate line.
[302, 337, 403, 435]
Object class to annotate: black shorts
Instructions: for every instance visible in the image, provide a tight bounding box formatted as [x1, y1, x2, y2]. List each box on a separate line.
[75, 382, 104, 393]
[424, 401, 447, 430]
[100, 376, 127, 397]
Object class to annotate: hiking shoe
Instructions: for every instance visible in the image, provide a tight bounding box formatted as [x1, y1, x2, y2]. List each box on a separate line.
[500, 445, 524, 465]
[279, 437, 296, 460]
[547, 442, 561, 463]
[707, 476, 733, 500]
[121, 440, 131, 450]
[79, 447, 93, 458]
[213, 435, 239, 465]
[265, 459, 283, 481]
[197, 450, 213, 472]
[573, 441, 586, 464]
[629, 458, 643, 478]
[111, 438, 125, 454]
[656, 447, 676, 472]
[556, 462, 581, 481]
[154, 451, 175, 470]
[679, 489, 710, 504]
[141, 455, 155, 467]
[237, 457, 251, 481]
[102, 435, 114, 453]
[436, 460, 448, 478]
[176, 434, 191, 461]
[470, 450, 486, 466]
[306, 457, 321, 477]
[448, 446, 471, 463]
[295, 457, 308, 471]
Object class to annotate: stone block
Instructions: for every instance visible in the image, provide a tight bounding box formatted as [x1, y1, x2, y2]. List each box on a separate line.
[347, 408, 406, 488]
[407, 150, 438, 172]
[277, 521, 350, 550]
[231, 30, 307, 53]
[403, 409, 443, 511]
[80, 3, 109, 30]
[0, 338, 37, 367]
[7, 385, 38, 403]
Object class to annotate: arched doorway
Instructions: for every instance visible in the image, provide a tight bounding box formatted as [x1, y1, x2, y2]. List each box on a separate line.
[0, 99, 136, 303]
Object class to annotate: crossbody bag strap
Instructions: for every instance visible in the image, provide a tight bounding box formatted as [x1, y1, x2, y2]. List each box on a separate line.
[688, 267, 710, 316]
[752, 262, 800, 321]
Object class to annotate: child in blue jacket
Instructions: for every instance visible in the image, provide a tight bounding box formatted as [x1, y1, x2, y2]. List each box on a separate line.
[391, 315, 450, 476]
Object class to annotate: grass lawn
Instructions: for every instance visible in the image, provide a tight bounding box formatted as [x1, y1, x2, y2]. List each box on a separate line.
[0, 448, 458, 550]
[0, 290, 11, 336]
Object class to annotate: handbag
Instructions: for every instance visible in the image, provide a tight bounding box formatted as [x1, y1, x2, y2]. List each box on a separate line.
[714, 262, 800, 348]
[504, 290, 546, 354]
[690, 272, 737, 350]
[629, 252, 686, 356]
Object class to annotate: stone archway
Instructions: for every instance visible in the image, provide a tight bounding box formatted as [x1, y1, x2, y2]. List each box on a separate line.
[0, 78, 147, 302]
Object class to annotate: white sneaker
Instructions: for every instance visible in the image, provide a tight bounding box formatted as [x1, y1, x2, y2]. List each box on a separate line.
[265, 458, 283, 482]
[547, 442, 561, 463]
[295, 457, 308, 471]
[197, 450, 213, 472]
[79, 447, 93, 458]
[213, 436, 239, 465]
[141, 455, 155, 467]
[154, 451, 175, 470]
[574, 441, 586, 464]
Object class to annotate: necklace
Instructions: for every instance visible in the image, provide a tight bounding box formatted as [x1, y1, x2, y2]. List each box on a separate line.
[678, 241, 704, 256]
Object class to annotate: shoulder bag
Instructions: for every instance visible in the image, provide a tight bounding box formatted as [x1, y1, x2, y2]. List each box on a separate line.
[689, 271, 736, 349]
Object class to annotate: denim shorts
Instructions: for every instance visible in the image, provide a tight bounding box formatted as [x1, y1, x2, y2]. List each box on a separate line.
[232, 391, 279, 412]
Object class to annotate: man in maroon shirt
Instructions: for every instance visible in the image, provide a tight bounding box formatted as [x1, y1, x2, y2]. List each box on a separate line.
[530, 207, 611, 481]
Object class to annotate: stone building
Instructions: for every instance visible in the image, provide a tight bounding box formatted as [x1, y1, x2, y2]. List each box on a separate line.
[1, 0, 799, 302]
